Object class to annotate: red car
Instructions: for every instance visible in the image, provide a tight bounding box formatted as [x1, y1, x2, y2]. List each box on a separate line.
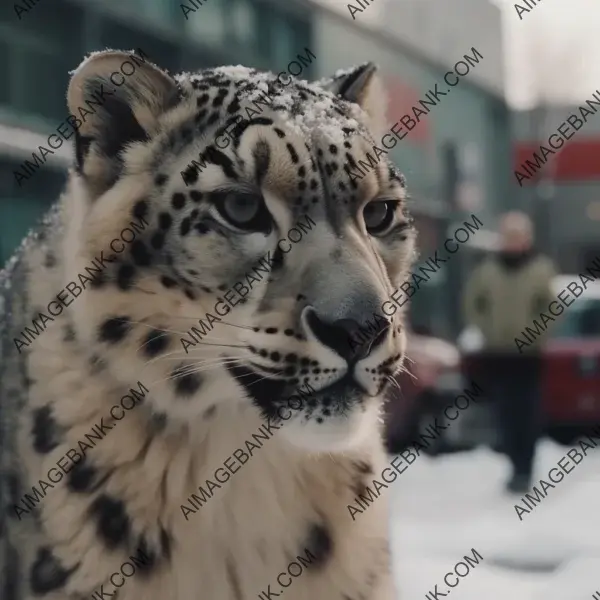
[542, 277, 600, 443]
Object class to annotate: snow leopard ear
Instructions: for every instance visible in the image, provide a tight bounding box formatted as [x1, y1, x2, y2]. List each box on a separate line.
[316, 62, 388, 136]
[67, 48, 181, 196]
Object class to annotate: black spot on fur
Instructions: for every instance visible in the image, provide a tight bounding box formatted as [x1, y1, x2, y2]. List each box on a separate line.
[204, 146, 238, 180]
[133, 200, 148, 221]
[30, 547, 77, 595]
[172, 366, 203, 397]
[63, 323, 76, 342]
[130, 240, 152, 266]
[160, 528, 172, 559]
[230, 117, 273, 144]
[172, 193, 186, 210]
[158, 212, 172, 230]
[151, 412, 168, 432]
[271, 247, 284, 271]
[134, 537, 158, 574]
[67, 462, 99, 493]
[6, 472, 22, 504]
[90, 270, 106, 288]
[161, 275, 178, 289]
[151, 232, 165, 250]
[44, 252, 56, 268]
[180, 126, 193, 144]
[89, 495, 130, 549]
[195, 108, 208, 123]
[144, 330, 169, 357]
[180, 217, 191, 236]
[3, 544, 19, 600]
[99, 316, 131, 343]
[253, 140, 271, 185]
[286, 143, 300, 163]
[304, 523, 333, 570]
[212, 93, 226, 108]
[117, 263, 136, 290]
[31, 406, 60, 454]
[227, 99, 241, 114]
[182, 164, 198, 185]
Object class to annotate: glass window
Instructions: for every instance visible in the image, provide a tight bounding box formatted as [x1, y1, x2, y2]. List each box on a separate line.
[135, 0, 179, 25]
[184, 1, 226, 47]
[101, 0, 180, 28]
[255, 4, 271, 62]
[580, 304, 600, 337]
[180, 49, 223, 72]
[5, 0, 82, 123]
[230, 0, 257, 48]
[552, 299, 600, 338]
[0, 38, 11, 106]
[0, 157, 65, 267]
[99, 19, 180, 73]
[270, 12, 295, 66]
[16, 46, 70, 122]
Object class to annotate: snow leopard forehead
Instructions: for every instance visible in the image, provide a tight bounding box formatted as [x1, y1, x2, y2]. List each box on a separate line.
[177, 64, 368, 144]
[63, 49, 406, 209]
[149, 62, 408, 217]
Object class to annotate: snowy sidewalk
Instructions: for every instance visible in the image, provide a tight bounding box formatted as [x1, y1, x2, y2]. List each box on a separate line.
[389, 440, 600, 600]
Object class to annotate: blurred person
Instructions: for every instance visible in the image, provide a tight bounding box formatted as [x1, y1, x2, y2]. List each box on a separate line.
[462, 211, 556, 493]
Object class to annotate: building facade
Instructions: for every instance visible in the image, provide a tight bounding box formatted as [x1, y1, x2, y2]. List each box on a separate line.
[512, 103, 600, 273]
[380, 0, 505, 98]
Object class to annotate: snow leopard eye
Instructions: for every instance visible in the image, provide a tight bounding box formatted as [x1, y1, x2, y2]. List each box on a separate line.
[212, 191, 272, 233]
[363, 200, 398, 235]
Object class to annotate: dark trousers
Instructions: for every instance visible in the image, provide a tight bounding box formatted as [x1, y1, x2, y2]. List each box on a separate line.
[481, 354, 542, 479]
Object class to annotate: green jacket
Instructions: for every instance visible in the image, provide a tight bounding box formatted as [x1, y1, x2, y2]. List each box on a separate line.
[463, 251, 557, 353]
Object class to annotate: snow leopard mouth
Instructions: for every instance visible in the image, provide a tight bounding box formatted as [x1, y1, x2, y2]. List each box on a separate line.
[225, 362, 369, 424]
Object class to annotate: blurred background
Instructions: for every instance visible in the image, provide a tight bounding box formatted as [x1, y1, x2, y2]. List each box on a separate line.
[2, 0, 600, 597]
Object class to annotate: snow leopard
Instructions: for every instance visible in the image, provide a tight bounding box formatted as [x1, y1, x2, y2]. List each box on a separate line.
[0, 48, 415, 600]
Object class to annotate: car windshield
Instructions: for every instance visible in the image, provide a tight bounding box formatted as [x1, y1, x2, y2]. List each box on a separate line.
[551, 297, 600, 339]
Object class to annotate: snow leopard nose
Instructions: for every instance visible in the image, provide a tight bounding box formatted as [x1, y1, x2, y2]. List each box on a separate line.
[306, 311, 373, 363]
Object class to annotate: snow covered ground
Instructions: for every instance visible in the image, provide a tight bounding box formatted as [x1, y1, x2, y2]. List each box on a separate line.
[388, 439, 600, 600]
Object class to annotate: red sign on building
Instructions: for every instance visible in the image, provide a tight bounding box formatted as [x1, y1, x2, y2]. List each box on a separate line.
[384, 77, 431, 144]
